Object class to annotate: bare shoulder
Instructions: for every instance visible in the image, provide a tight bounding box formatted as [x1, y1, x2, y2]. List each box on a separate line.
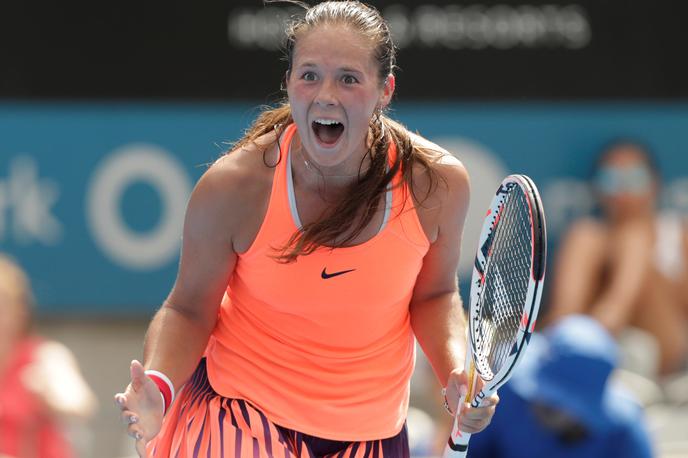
[186, 132, 278, 251]
[407, 132, 470, 243]
[570, 217, 605, 236]
[562, 217, 607, 251]
[408, 132, 469, 199]
[408, 132, 463, 168]
[194, 134, 274, 208]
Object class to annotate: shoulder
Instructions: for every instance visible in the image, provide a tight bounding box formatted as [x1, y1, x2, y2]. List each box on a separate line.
[407, 132, 469, 201]
[408, 132, 467, 174]
[569, 217, 605, 234]
[200, 131, 277, 195]
[563, 217, 607, 246]
[193, 132, 277, 209]
[397, 132, 469, 243]
[185, 132, 278, 246]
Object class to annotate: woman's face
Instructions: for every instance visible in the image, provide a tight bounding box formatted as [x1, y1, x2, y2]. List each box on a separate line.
[595, 146, 657, 219]
[286, 24, 394, 172]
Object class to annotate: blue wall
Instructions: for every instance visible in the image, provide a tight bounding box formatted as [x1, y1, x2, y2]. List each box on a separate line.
[2, 102, 687, 313]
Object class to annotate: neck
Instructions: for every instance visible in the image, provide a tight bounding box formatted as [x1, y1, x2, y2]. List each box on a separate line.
[291, 141, 370, 191]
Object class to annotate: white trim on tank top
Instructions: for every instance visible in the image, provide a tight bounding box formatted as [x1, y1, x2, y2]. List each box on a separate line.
[286, 142, 392, 233]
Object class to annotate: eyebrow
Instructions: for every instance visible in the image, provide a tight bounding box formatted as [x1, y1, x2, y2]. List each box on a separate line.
[298, 62, 364, 75]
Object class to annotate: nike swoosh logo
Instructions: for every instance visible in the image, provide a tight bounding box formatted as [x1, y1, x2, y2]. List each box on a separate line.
[321, 267, 356, 279]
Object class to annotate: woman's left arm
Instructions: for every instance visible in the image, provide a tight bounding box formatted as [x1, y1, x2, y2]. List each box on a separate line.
[409, 153, 497, 434]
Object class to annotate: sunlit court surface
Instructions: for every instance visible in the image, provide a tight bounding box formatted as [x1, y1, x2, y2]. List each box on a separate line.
[2, 1, 688, 457]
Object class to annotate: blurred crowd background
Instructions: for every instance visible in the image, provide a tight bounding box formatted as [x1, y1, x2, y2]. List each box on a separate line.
[1, 1, 687, 457]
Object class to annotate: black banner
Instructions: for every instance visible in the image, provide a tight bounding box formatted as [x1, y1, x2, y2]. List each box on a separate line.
[1, 1, 687, 100]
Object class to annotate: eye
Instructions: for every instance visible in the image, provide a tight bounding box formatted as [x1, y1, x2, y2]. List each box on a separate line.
[301, 71, 317, 82]
[342, 74, 359, 85]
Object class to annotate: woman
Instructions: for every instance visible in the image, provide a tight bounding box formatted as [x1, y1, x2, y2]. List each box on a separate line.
[116, 2, 497, 456]
[0, 254, 97, 458]
[546, 140, 688, 376]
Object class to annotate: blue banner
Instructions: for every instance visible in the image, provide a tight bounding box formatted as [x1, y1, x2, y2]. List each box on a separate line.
[1, 102, 687, 313]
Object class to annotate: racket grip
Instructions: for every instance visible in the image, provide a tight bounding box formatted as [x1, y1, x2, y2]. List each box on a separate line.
[444, 342, 479, 457]
[444, 418, 471, 457]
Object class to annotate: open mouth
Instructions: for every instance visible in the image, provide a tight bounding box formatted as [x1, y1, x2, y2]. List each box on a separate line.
[312, 119, 344, 147]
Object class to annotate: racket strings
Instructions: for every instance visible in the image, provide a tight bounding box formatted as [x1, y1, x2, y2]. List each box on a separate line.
[475, 187, 533, 379]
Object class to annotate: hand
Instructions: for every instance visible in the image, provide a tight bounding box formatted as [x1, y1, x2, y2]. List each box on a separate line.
[444, 368, 499, 434]
[114, 360, 164, 457]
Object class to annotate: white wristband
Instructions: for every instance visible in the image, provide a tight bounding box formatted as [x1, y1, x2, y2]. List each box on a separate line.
[145, 369, 175, 415]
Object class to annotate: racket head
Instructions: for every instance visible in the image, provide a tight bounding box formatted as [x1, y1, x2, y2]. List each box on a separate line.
[468, 174, 547, 389]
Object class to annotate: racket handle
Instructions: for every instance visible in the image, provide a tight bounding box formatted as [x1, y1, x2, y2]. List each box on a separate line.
[444, 417, 472, 457]
[444, 346, 478, 457]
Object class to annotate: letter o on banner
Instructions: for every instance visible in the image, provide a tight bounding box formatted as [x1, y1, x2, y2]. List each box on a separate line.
[87, 144, 192, 270]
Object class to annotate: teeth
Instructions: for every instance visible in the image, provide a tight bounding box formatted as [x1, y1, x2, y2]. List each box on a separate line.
[314, 119, 342, 126]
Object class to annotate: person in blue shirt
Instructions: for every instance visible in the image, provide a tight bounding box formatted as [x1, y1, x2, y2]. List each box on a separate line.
[468, 314, 654, 458]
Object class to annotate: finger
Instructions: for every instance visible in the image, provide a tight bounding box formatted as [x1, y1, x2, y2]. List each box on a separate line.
[463, 398, 496, 411]
[461, 398, 496, 417]
[458, 405, 492, 423]
[127, 424, 144, 441]
[136, 439, 147, 458]
[475, 399, 498, 409]
[446, 372, 469, 408]
[120, 410, 140, 426]
[460, 403, 496, 432]
[461, 404, 496, 422]
[459, 416, 489, 434]
[449, 370, 469, 393]
[459, 390, 499, 410]
[130, 360, 147, 392]
[458, 382, 468, 401]
[115, 393, 126, 410]
[136, 443, 146, 458]
[445, 390, 463, 416]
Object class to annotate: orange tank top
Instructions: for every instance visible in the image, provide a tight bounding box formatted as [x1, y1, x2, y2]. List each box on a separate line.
[206, 124, 430, 440]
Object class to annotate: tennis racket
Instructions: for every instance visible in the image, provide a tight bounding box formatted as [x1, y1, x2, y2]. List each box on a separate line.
[444, 174, 547, 457]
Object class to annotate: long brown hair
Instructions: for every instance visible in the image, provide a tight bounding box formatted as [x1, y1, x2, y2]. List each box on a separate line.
[233, 1, 441, 262]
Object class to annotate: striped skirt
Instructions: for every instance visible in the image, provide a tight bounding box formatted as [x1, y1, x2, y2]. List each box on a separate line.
[147, 359, 410, 458]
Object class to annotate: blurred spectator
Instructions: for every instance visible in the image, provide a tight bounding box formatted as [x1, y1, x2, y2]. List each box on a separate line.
[468, 315, 654, 458]
[0, 254, 97, 458]
[546, 140, 688, 378]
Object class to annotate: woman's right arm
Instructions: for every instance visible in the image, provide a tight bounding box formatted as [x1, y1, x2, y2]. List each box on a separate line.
[115, 151, 259, 454]
[547, 219, 652, 333]
[588, 221, 652, 333]
[143, 158, 241, 388]
[546, 219, 606, 323]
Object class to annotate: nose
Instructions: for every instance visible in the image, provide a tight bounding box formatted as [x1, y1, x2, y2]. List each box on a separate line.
[315, 78, 338, 107]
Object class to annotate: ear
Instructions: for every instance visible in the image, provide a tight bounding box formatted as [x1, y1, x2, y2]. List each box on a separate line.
[379, 74, 395, 108]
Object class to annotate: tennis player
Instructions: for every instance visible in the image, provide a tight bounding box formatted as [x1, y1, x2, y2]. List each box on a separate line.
[115, 2, 498, 456]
